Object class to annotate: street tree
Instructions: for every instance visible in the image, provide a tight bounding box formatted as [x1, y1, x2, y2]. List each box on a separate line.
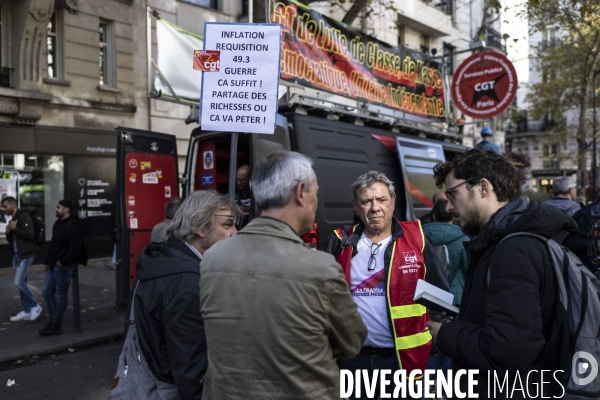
[524, 0, 600, 183]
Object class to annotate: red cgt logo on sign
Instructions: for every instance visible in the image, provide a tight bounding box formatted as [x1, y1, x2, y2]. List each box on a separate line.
[451, 51, 518, 120]
[193, 50, 221, 72]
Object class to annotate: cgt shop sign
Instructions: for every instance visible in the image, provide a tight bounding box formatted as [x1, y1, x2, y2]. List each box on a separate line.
[451, 51, 517, 120]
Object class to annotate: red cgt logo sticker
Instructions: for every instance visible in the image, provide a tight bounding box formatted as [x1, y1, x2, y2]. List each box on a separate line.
[193, 50, 221, 72]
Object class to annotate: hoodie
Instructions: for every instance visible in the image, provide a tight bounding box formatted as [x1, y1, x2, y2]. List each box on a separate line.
[436, 198, 577, 399]
[133, 237, 206, 400]
[422, 222, 469, 305]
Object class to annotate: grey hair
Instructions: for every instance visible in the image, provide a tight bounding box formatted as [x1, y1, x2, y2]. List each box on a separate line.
[252, 150, 314, 212]
[352, 171, 395, 199]
[552, 176, 576, 195]
[167, 190, 242, 242]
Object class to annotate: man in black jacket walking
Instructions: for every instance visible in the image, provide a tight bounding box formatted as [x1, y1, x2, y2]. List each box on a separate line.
[39, 199, 83, 335]
[131, 190, 241, 400]
[1, 196, 43, 322]
[427, 149, 577, 398]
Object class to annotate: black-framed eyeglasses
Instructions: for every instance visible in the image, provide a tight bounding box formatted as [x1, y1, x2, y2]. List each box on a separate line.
[214, 214, 241, 226]
[445, 179, 474, 204]
[367, 242, 382, 271]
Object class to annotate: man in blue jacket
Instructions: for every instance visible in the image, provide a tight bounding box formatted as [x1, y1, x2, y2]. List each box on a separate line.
[474, 127, 503, 155]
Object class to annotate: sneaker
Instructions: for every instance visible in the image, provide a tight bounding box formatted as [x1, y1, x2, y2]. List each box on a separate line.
[30, 305, 43, 322]
[10, 311, 31, 322]
[39, 322, 61, 335]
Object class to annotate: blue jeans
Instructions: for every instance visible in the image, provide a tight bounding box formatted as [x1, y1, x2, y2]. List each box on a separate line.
[12, 253, 37, 313]
[42, 264, 75, 325]
[424, 352, 453, 398]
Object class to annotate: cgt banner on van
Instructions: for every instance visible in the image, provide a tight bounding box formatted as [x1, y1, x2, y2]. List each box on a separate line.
[267, 0, 445, 121]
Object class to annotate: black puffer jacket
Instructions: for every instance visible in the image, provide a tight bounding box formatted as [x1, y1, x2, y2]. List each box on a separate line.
[436, 198, 577, 399]
[134, 237, 206, 400]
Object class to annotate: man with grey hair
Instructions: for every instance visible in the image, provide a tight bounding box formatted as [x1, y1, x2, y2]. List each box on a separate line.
[323, 170, 449, 399]
[546, 176, 580, 217]
[200, 150, 367, 400]
[118, 190, 241, 400]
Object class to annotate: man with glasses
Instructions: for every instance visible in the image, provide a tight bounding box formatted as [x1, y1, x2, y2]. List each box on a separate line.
[426, 149, 577, 397]
[114, 190, 242, 400]
[323, 171, 448, 399]
[546, 176, 580, 217]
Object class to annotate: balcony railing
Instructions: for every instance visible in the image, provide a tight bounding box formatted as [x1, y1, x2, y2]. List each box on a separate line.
[0, 67, 13, 89]
[538, 39, 562, 51]
[486, 28, 506, 52]
[421, 0, 453, 15]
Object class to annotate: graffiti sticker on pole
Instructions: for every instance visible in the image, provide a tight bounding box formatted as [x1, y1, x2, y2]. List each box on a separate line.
[200, 23, 282, 134]
[451, 51, 518, 120]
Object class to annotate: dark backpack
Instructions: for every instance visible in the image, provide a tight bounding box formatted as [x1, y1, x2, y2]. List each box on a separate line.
[31, 216, 45, 245]
[496, 233, 600, 398]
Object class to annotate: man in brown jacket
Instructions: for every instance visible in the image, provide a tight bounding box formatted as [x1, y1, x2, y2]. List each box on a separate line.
[200, 151, 368, 400]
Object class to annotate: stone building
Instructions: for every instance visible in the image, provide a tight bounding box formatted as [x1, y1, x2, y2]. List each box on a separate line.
[0, 0, 246, 267]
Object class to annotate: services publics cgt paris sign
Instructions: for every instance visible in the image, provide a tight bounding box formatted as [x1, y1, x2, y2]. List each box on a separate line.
[451, 51, 517, 120]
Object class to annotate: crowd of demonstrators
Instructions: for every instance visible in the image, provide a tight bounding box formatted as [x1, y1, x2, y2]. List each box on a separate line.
[427, 149, 576, 398]
[151, 197, 183, 243]
[322, 171, 448, 399]
[200, 151, 367, 400]
[113, 190, 242, 400]
[103, 148, 600, 399]
[1, 196, 43, 323]
[545, 176, 581, 217]
[40, 199, 86, 335]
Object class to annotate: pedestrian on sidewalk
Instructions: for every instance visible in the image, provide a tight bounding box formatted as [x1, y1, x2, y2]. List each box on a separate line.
[39, 199, 84, 335]
[1, 196, 43, 322]
[546, 176, 581, 217]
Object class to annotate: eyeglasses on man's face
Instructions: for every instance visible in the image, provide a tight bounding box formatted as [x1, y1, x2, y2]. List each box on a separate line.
[445, 179, 474, 204]
[367, 242, 382, 271]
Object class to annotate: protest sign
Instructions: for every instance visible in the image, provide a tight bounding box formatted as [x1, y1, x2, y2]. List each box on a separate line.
[200, 23, 282, 134]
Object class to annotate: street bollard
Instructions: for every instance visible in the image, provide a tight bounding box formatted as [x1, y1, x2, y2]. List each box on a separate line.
[72, 266, 81, 332]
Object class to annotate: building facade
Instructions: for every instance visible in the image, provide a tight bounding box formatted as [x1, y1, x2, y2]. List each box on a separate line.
[0, 0, 245, 267]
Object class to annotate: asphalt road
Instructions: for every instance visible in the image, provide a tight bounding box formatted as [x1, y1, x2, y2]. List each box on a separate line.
[0, 338, 123, 400]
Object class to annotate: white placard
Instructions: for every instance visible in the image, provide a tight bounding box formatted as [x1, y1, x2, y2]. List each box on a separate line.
[200, 23, 282, 134]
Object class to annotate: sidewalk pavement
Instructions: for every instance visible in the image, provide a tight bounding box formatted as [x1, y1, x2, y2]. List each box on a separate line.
[0, 259, 126, 364]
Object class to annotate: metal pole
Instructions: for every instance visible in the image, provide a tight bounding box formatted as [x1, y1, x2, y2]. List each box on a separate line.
[593, 71, 597, 202]
[72, 267, 81, 332]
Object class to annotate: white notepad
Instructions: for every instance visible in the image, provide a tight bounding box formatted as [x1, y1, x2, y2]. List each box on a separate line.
[413, 279, 460, 317]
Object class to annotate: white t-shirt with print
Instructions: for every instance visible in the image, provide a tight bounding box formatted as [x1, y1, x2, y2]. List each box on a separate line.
[349, 233, 394, 348]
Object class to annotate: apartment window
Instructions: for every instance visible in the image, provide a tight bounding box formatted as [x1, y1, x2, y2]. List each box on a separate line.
[543, 144, 559, 169]
[47, 11, 65, 80]
[420, 34, 430, 55]
[0, 1, 11, 87]
[99, 20, 115, 87]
